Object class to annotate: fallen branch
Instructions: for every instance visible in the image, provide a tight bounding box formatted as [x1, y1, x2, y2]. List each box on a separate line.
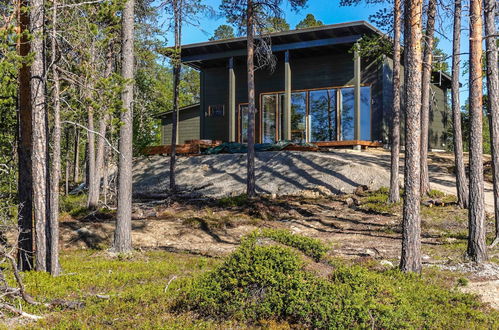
[0, 302, 43, 320]
[164, 275, 177, 293]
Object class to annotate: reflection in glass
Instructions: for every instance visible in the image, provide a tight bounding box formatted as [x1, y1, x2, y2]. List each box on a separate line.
[310, 89, 336, 142]
[238, 104, 249, 143]
[291, 92, 307, 142]
[341, 88, 355, 140]
[262, 94, 277, 143]
[360, 86, 371, 140]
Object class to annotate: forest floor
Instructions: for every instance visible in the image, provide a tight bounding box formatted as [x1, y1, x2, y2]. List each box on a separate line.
[55, 188, 499, 312]
[3, 150, 499, 328]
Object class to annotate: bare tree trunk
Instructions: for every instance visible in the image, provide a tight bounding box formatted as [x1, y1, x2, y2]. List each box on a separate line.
[467, 0, 488, 262]
[65, 128, 70, 195]
[31, 0, 48, 271]
[169, 0, 182, 192]
[48, 0, 60, 276]
[17, 0, 34, 271]
[73, 128, 80, 183]
[400, 0, 423, 273]
[86, 45, 97, 209]
[114, 0, 135, 253]
[103, 146, 109, 206]
[389, 0, 402, 203]
[89, 46, 114, 207]
[246, 0, 256, 197]
[484, 0, 499, 246]
[451, 0, 469, 209]
[419, 0, 436, 196]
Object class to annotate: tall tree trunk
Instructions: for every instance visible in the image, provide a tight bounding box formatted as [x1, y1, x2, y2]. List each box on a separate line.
[246, 0, 256, 197]
[484, 0, 499, 247]
[467, 0, 488, 262]
[400, 0, 423, 273]
[419, 0, 437, 196]
[17, 0, 34, 271]
[389, 0, 402, 203]
[451, 0, 468, 209]
[86, 45, 97, 209]
[31, 0, 48, 271]
[65, 127, 70, 195]
[73, 128, 80, 183]
[169, 0, 182, 192]
[48, 0, 60, 276]
[114, 0, 135, 253]
[89, 46, 114, 207]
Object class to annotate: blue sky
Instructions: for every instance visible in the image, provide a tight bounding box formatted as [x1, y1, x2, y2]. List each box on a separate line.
[161, 0, 470, 97]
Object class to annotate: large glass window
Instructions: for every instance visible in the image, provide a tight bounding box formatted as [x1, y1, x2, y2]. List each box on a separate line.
[262, 95, 278, 143]
[291, 92, 307, 142]
[259, 86, 371, 143]
[238, 104, 249, 143]
[341, 88, 355, 140]
[309, 89, 337, 142]
[360, 86, 371, 140]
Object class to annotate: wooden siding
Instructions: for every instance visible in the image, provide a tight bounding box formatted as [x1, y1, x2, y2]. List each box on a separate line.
[161, 106, 200, 144]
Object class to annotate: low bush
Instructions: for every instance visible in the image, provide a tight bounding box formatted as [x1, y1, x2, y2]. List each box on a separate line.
[176, 231, 498, 329]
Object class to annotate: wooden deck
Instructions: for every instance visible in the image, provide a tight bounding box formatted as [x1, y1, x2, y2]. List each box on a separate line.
[142, 140, 382, 156]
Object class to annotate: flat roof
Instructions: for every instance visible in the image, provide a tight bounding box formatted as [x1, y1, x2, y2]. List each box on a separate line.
[181, 21, 381, 68]
[155, 103, 200, 118]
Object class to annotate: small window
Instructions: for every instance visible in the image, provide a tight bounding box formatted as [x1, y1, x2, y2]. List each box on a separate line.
[207, 104, 225, 117]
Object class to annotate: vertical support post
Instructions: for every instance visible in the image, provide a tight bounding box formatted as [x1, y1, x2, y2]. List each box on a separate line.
[284, 50, 292, 141]
[353, 43, 362, 149]
[228, 57, 236, 142]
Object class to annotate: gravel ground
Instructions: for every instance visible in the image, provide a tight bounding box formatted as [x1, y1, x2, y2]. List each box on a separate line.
[133, 150, 391, 198]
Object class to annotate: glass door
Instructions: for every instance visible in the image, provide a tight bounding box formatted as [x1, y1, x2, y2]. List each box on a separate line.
[261, 94, 278, 143]
[238, 104, 249, 143]
[309, 89, 337, 142]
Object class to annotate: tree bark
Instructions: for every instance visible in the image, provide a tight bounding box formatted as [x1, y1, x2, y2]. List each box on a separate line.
[49, 0, 60, 276]
[467, 0, 488, 262]
[419, 0, 436, 196]
[400, 0, 423, 273]
[89, 46, 114, 207]
[30, 0, 48, 271]
[389, 0, 402, 203]
[64, 127, 70, 195]
[17, 0, 34, 271]
[86, 45, 97, 209]
[451, 0, 469, 209]
[169, 0, 182, 192]
[484, 0, 499, 245]
[114, 0, 135, 253]
[246, 0, 256, 197]
[73, 127, 80, 183]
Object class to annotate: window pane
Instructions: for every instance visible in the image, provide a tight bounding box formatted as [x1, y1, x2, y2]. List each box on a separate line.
[291, 92, 307, 142]
[341, 88, 355, 140]
[309, 89, 336, 142]
[238, 105, 249, 143]
[262, 94, 277, 143]
[360, 86, 371, 140]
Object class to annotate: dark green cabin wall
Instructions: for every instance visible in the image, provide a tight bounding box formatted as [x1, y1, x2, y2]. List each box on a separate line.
[381, 57, 449, 150]
[202, 51, 385, 142]
[161, 106, 200, 144]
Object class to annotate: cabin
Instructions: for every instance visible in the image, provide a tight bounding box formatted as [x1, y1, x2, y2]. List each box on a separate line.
[158, 21, 451, 150]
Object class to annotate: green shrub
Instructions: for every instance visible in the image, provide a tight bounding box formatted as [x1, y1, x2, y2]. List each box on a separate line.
[218, 194, 250, 207]
[257, 228, 328, 261]
[176, 232, 498, 329]
[60, 194, 87, 216]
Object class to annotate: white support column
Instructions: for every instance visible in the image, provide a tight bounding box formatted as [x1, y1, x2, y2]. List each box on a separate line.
[284, 50, 292, 141]
[228, 57, 236, 142]
[353, 43, 362, 150]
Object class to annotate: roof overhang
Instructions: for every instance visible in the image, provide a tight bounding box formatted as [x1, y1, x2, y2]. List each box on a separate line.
[179, 21, 381, 69]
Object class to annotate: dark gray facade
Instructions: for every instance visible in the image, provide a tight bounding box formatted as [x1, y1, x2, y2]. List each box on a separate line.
[163, 21, 451, 150]
[159, 104, 200, 144]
